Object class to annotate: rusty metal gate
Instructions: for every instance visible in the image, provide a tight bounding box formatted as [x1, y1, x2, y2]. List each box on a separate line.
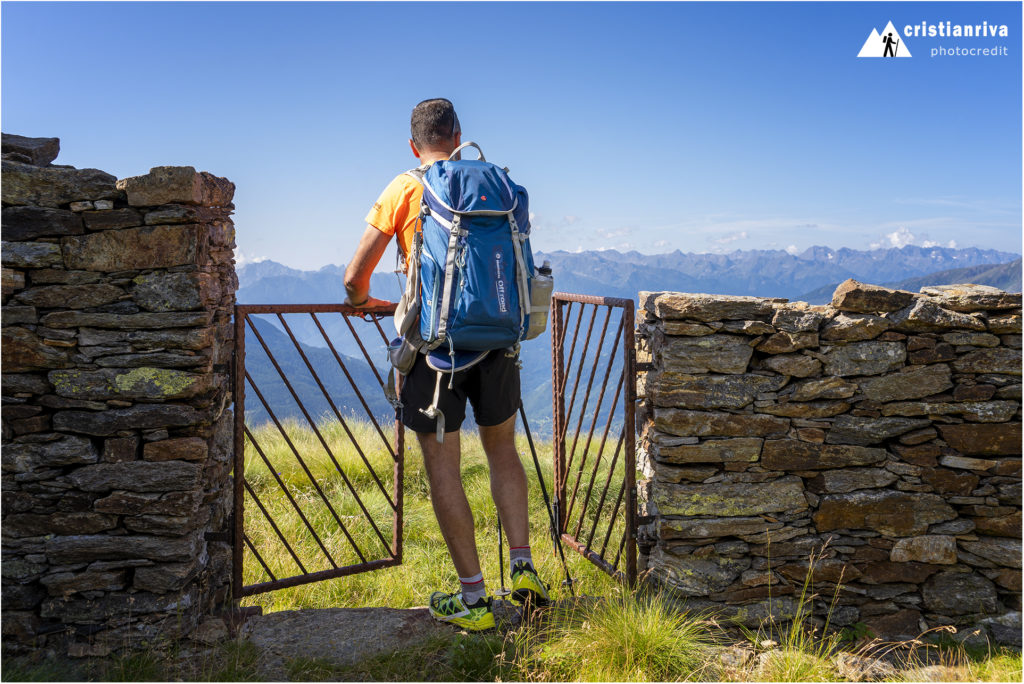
[551, 293, 637, 585]
[231, 303, 403, 598]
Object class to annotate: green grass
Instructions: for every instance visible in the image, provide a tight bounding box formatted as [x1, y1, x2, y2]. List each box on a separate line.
[238, 416, 622, 612]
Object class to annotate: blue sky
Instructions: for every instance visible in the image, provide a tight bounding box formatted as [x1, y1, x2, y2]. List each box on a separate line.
[3, 1, 1021, 270]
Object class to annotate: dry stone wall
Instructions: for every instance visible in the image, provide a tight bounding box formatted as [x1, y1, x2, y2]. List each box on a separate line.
[1, 134, 237, 656]
[636, 280, 1022, 646]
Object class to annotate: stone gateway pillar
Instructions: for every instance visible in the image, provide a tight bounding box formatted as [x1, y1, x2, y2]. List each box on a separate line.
[2, 134, 237, 656]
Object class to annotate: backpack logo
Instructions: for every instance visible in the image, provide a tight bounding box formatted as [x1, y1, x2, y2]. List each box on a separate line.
[494, 249, 508, 313]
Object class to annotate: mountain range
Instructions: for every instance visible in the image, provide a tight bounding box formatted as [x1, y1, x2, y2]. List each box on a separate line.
[236, 244, 1021, 433]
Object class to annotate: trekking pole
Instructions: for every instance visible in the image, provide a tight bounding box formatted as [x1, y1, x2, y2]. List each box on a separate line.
[495, 514, 510, 597]
[518, 401, 575, 597]
[895, 38, 899, 56]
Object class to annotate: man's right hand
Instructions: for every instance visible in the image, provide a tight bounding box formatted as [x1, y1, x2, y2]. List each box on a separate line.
[344, 295, 390, 310]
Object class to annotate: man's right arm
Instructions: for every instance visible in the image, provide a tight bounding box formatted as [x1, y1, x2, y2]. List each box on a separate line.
[343, 224, 393, 308]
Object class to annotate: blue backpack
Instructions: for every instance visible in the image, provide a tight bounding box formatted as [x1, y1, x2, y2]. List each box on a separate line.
[390, 142, 540, 438]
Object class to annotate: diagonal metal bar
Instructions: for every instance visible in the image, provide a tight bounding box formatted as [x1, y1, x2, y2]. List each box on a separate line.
[613, 526, 628, 570]
[600, 437, 628, 560]
[561, 304, 599, 446]
[341, 314, 387, 389]
[245, 425, 340, 569]
[564, 305, 613, 479]
[573, 368, 626, 540]
[585, 428, 626, 551]
[243, 477, 308, 575]
[277, 313, 395, 510]
[309, 312, 396, 459]
[244, 534, 277, 582]
[566, 314, 623, 524]
[244, 369, 368, 563]
[245, 316, 393, 557]
[369, 313, 392, 346]
[559, 302, 589, 434]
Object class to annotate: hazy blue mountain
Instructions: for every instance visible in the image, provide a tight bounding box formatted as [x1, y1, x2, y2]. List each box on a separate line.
[888, 258, 1022, 294]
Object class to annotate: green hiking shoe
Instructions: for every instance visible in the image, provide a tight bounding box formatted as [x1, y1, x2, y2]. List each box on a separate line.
[510, 562, 550, 606]
[428, 591, 496, 631]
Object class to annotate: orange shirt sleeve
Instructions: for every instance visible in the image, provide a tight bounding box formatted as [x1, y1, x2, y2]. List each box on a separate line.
[364, 173, 422, 263]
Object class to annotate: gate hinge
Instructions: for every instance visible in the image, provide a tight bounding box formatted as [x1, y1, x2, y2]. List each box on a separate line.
[636, 362, 653, 372]
[634, 515, 656, 526]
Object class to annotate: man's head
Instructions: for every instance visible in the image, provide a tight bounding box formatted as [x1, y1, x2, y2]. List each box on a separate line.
[409, 98, 461, 160]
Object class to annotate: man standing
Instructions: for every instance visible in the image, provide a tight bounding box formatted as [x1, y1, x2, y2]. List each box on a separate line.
[343, 99, 548, 631]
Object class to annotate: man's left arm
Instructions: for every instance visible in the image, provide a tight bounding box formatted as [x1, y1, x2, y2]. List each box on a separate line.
[343, 224, 393, 308]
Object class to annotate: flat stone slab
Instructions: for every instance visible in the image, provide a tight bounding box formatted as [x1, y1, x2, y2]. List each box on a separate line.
[239, 604, 519, 678]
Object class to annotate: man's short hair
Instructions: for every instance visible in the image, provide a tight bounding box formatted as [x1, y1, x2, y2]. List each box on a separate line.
[410, 98, 460, 148]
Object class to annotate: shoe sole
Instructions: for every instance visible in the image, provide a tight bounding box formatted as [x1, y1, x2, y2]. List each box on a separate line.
[429, 610, 496, 632]
[511, 588, 549, 606]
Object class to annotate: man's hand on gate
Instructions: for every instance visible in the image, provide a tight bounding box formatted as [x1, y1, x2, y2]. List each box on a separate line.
[344, 295, 390, 310]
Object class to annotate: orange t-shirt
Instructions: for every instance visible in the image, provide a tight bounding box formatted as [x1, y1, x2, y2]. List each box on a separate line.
[364, 170, 424, 270]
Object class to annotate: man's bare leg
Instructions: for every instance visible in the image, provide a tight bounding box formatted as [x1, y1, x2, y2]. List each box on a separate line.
[479, 414, 529, 549]
[416, 429, 481, 579]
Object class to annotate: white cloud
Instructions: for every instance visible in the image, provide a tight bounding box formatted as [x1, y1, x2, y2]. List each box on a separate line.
[869, 226, 960, 251]
[235, 248, 268, 267]
[653, 240, 670, 249]
[563, 215, 580, 225]
[786, 244, 800, 255]
[713, 230, 749, 245]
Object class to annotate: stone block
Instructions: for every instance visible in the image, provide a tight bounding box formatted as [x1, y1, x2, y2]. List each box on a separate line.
[762, 440, 887, 470]
[959, 538, 1022, 569]
[921, 468, 979, 496]
[130, 271, 211, 312]
[760, 353, 821, 377]
[822, 340, 905, 377]
[909, 343, 956, 365]
[921, 284, 1022, 312]
[657, 334, 753, 374]
[61, 224, 207, 271]
[116, 166, 234, 207]
[45, 532, 201, 564]
[820, 312, 891, 341]
[1, 240, 63, 268]
[93, 490, 201, 516]
[3, 512, 117, 537]
[53, 404, 200, 435]
[756, 331, 818, 354]
[660, 516, 783, 539]
[890, 535, 958, 564]
[653, 408, 789, 438]
[952, 384, 997, 401]
[937, 423, 1022, 456]
[41, 310, 211, 329]
[15, 284, 123, 309]
[133, 561, 200, 593]
[922, 571, 999, 616]
[942, 331, 1001, 347]
[68, 460, 202, 492]
[652, 476, 807, 517]
[815, 490, 956, 536]
[49, 367, 210, 401]
[858, 364, 953, 402]
[771, 307, 825, 333]
[806, 467, 897, 493]
[826, 415, 931, 446]
[641, 291, 781, 321]
[881, 400, 1018, 423]
[1, 326, 72, 372]
[790, 376, 857, 401]
[972, 511, 1021, 537]
[142, 436, 208, 462]
[647, 547, 750, 596]
[987, 312, 1022, 335]
[1, 160, 119, 207]
[1, 434, 97, 472]
[887, 299, 986, 333]
[143, 204, 231, 225]
[832, 280, 917, 313]
[1, 206, 84, 240]
[80, 208, 143, 231]
[40, 569, 127, 596]
[757, 400, 850, 418]
[652, 437, 762, 464]
[647, 372, 786, 409]
[952, 347, 1022, 375]
[2, 133, 60, 165]
[103, 436, 139, 462]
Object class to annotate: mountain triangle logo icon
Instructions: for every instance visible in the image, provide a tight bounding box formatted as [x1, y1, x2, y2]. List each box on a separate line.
[858, 21, 912, 58]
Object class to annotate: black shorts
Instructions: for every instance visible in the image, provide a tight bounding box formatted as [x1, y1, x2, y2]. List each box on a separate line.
[399, 350, 521, 434]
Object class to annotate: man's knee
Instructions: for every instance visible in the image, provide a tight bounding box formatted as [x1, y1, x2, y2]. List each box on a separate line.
[479, 414, 516, 451]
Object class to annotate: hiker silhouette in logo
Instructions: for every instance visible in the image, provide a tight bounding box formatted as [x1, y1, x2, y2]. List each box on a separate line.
[883, 31, 899, 57]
